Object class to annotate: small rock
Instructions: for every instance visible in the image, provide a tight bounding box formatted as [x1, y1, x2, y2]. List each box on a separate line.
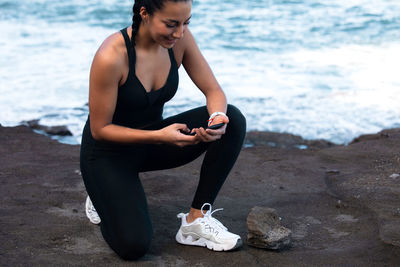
[247, 206, 292, 250]
[23, 119, 72, 136]
[24, 119, 40, 128]
[43, 125, 72, 136]
[389, 173, 400, 179]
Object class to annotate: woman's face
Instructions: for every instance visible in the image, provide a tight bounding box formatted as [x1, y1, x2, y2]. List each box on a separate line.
[145, 1, 192, 48]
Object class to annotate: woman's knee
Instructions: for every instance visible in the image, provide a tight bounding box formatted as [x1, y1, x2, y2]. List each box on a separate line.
[106, 227, 153, 261]
[226, 104, 247, 133]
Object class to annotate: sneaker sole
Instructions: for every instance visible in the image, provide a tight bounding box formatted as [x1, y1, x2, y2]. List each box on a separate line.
[85, 196, 101, 225]
[175, 229, 242, 251]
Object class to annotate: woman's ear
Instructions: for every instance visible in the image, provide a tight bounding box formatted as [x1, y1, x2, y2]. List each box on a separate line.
[139, 6, 150, 23]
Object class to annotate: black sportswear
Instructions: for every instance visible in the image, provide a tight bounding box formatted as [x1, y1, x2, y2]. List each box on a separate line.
[80, 27, 246, 261]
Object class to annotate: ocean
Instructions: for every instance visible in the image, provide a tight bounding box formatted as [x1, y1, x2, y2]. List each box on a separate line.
[1, 0, 399, 145]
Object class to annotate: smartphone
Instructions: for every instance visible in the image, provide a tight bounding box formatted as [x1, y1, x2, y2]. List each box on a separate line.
[180, 129, 196, 136]
[207, 123, 225, 130]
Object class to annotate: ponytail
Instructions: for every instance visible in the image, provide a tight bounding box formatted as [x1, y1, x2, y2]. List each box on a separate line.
[131, 1, 144, 45]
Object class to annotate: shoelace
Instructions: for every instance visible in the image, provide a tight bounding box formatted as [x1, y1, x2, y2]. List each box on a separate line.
[177, 203, 228, 231]
[200, 203, 228, 231]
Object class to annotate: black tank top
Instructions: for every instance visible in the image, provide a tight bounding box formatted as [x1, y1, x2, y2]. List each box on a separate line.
[81, 27, 179, 148]
[113, 27, 179, 128]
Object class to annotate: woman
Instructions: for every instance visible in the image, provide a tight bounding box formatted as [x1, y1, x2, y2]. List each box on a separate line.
[80, 0, 246, 260]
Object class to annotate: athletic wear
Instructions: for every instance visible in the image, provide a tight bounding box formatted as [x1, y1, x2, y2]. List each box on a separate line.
[80, 27, 246, 261]
[114, 27, 179, 129]
[85, 196, 101, 224]
[176, 203, 242, 251]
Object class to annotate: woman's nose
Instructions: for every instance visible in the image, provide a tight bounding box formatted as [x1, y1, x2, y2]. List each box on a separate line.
[172, 25, 185, 39]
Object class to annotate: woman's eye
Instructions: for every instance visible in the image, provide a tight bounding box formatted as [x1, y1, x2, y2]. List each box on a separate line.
[184, 21, 190, 25]
[166, 24, 175, 28]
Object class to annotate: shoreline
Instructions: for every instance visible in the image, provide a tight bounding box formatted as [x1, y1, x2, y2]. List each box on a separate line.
[8, 119, 392, 149]
[1, 125, 399, 265]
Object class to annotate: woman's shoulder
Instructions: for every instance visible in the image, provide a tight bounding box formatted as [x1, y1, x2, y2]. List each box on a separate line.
[172, 28, 197, 66]
[92, 30, 127, 70]
[97, 30, 126, 57]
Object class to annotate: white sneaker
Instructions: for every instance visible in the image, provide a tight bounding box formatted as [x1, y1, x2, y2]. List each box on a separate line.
[85, 196, 101, 224]
[175, 203, 242, 251]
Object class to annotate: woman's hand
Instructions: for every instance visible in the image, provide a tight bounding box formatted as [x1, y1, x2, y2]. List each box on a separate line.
[159, 123, 199, 147]
[194, 115, 229, 143]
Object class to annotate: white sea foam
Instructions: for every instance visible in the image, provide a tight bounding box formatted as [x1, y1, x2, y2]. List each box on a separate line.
[0, 0, 399, 144]
[169, 42, 400, 143]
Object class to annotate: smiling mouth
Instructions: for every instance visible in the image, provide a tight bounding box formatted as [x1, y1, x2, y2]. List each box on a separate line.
[165, 38, 177, 44]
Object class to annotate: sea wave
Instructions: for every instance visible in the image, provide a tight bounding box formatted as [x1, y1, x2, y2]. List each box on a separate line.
[0, 0, 399, 145]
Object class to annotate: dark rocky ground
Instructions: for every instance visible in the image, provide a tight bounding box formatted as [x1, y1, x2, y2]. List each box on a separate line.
[1, 125, 399, 266]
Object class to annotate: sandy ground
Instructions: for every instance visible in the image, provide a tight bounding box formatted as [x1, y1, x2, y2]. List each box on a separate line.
[1, 125, 399, 266]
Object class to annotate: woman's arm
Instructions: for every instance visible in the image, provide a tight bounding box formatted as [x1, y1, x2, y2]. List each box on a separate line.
[179, 29, 229, 141]
[88, 34, 197, 147]
[181, 29, 227, 116]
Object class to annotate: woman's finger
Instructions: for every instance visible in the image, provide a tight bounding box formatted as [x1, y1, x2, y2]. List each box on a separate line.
[194, 128, 207, 142]
[206, 123, 227, 136]
[174, 123, 189, 131]
[195, 128, 208, 142]
[199, 127, 221, 142]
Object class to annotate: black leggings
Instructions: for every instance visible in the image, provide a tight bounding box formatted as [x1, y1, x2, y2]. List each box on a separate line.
[80, 105, 246, 260]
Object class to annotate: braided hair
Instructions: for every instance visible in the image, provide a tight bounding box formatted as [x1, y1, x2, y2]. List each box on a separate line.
[131, 0, 191, 45]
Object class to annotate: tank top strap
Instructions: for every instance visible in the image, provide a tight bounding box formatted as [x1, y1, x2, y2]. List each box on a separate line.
[167, 48, 177, 68]
[120, 27, 136, 69]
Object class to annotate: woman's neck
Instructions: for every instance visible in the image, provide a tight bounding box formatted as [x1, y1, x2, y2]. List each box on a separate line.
[135, 23, 160, 52]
